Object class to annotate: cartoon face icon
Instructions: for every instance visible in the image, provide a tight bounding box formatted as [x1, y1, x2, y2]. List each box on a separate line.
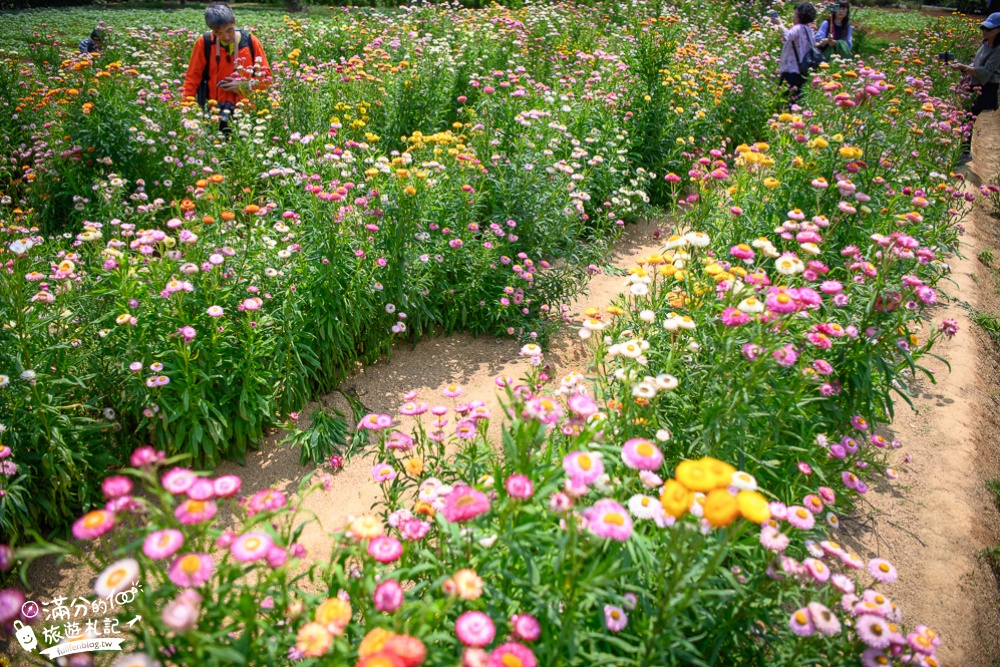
[13, 620, 38, 652]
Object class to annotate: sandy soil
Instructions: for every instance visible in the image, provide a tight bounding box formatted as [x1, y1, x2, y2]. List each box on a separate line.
[840, 110, 1000, 665]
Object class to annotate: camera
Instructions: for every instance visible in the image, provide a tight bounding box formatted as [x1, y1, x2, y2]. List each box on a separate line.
[768, 10, 779, 20]
[938, 52, 954, 63]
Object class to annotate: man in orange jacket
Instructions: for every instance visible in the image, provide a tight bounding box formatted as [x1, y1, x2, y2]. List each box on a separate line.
[182, 3, 271, 124]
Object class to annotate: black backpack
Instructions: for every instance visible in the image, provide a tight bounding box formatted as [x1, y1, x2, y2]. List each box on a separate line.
[791, 28, 823, 76]
[195, 30, 256, 109]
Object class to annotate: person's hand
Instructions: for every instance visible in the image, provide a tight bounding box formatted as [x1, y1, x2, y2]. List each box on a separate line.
[950, 62, 971, 74]
[218, 78, 246, 93]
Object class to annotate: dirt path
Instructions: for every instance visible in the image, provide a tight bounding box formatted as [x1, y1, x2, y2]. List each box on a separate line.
[842, 111, 1000, 665]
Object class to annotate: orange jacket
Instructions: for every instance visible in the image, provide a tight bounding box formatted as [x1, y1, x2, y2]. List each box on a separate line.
[182, 31, 271, 106]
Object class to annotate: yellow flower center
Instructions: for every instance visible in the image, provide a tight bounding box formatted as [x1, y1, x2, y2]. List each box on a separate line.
[245, 537, 260, 551]
[637, 442, 655, 457]
[83, 511, 107, 528]
[501, 656, 523, 667]
[777, 294, 791, 304]
[181, 554, 202, 574]
[795, 509, 809, 519]
[641, 497, 651, 507]
[106, 568, 127, 588]
[879, 563, 891, 573]
[186, 500, 205, 514]
[579, 455, 592, 471]
[794, 611, 808, 625]
[603, 512, 625, 526]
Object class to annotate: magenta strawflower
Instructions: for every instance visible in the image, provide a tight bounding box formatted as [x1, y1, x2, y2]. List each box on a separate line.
[186, 478, 215, 501]
[143, 529, 184, 560]
[456, 611, 496, 647]
[620, 438, 663, 471]
[387, 431, 414, 451]
[868, 558, 898, 583]
[175, 498, 217, 525]
[443, 384, 463, 398]
[788, 608, 815, 637]
[803, 558, 831, 583]
[230, 532, 275, 562]
[374, 579, 404, 612]
[760, 524, 790, 552]
[566, 393, 598, 417]
[604, 605, 628, 632]
[399, 401, 429, 416]
[510, 614, 541, 642]
[488, 642, 536, 667]
[455, 420, 477, 439]
[102, 476, 133, 500]
[442, 486, 491, 523]
[168, 553, 214, 587]
[860, 648, 891, 667]
[368, 536, 403, 563]
[505, 474, 534, 499]
[72, 509, 115, 540]
[0, 589, 25, 625]
[130, 445, 165, 468]
[584, 499, 633, 542]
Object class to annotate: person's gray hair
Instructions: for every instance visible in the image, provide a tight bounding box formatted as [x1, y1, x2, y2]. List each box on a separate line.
[205, 3, 236, 30]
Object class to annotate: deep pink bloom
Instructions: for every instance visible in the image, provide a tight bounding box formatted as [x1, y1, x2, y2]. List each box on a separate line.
[488, 643, 536, 667]
[456, 611, 496, 647]
[368, 536, 404, 563]
[143, 529, 184, 560]
[374, 579, 404, 612]
[505, 474, 534, 499]
[510, 614, 541, 642]
[72, 510, 115, 540]
[584, 499, 633, 541]
[102, 476, 133, 499]
[621, 438, 663, 471]
[168, 553, 214, 587]
[442, 486, 491, 523]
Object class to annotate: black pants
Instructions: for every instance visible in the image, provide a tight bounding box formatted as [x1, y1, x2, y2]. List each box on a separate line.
[972, 82, 999, 116]
[781, 71, 804, 106]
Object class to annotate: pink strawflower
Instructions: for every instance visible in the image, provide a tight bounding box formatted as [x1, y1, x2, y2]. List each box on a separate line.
[143, 529, 184, 560]
[567, 393, 598, 417]
[720, 307, 750, 326]
[456, 611, 496, 647]
[72, 509, 115, 540]
[803, 557, 831, 583]
[163, 588, 202, 632]
[855, 614, 893, 649]
[175, 499, 217, 525]
[786, 506, 816, 530]
[620, 438, 663, 471]
[246, 489, 287, 515]
[130, 445, 165, 467]
[604, 605, 628, 632]
[760, 525, 790, 552]
[868, 558, 898, 583]
[267, 546, 288, 568]
[505, 474, 534, 499]
[400, 518, 431, 541]
[372, 463, 398, 483]
[162, 468, 197, 494]
[443, 384, 463, 398]
[562, 451, 604, 485]
[488, 643, 535, 667]
[788, 608, 815, 636]
[510, 614, 541, 642]
[368, 536, 403, 563]
[860, 648, 891, 667]
[186, 478, 216, 501]
[213, 475, 242, 498]
[584, 499, 633, 542]
[168, 553, 214, 587]
[373, 579, 404, 612]
[102, 476, 133, 500]
[230, 532, 275, 562]
[808, 602, 841, 636]
[387, 431, 414, 451]
[442, 486, 491, 523]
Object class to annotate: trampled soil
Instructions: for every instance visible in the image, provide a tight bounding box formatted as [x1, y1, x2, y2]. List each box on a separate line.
[13, 124, 1000, 667]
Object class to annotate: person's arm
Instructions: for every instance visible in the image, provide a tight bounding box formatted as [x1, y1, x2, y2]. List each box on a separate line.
[846, 25, 853, 49]
[972, 45, 1000, 85]
[816, 21, 829, 43]
[182, 36, 207, 101]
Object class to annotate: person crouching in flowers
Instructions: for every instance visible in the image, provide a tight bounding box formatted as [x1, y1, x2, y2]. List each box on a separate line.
[815, 2, 852, 60]
[950, 13, 1000, 165]
[181, 3, 271, 133]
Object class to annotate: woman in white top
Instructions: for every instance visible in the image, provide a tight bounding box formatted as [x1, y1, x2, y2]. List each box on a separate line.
[773, 3, 818, 106]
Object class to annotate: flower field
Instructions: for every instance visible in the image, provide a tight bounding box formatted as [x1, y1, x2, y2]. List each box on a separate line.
[0, 1, 992, 665]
